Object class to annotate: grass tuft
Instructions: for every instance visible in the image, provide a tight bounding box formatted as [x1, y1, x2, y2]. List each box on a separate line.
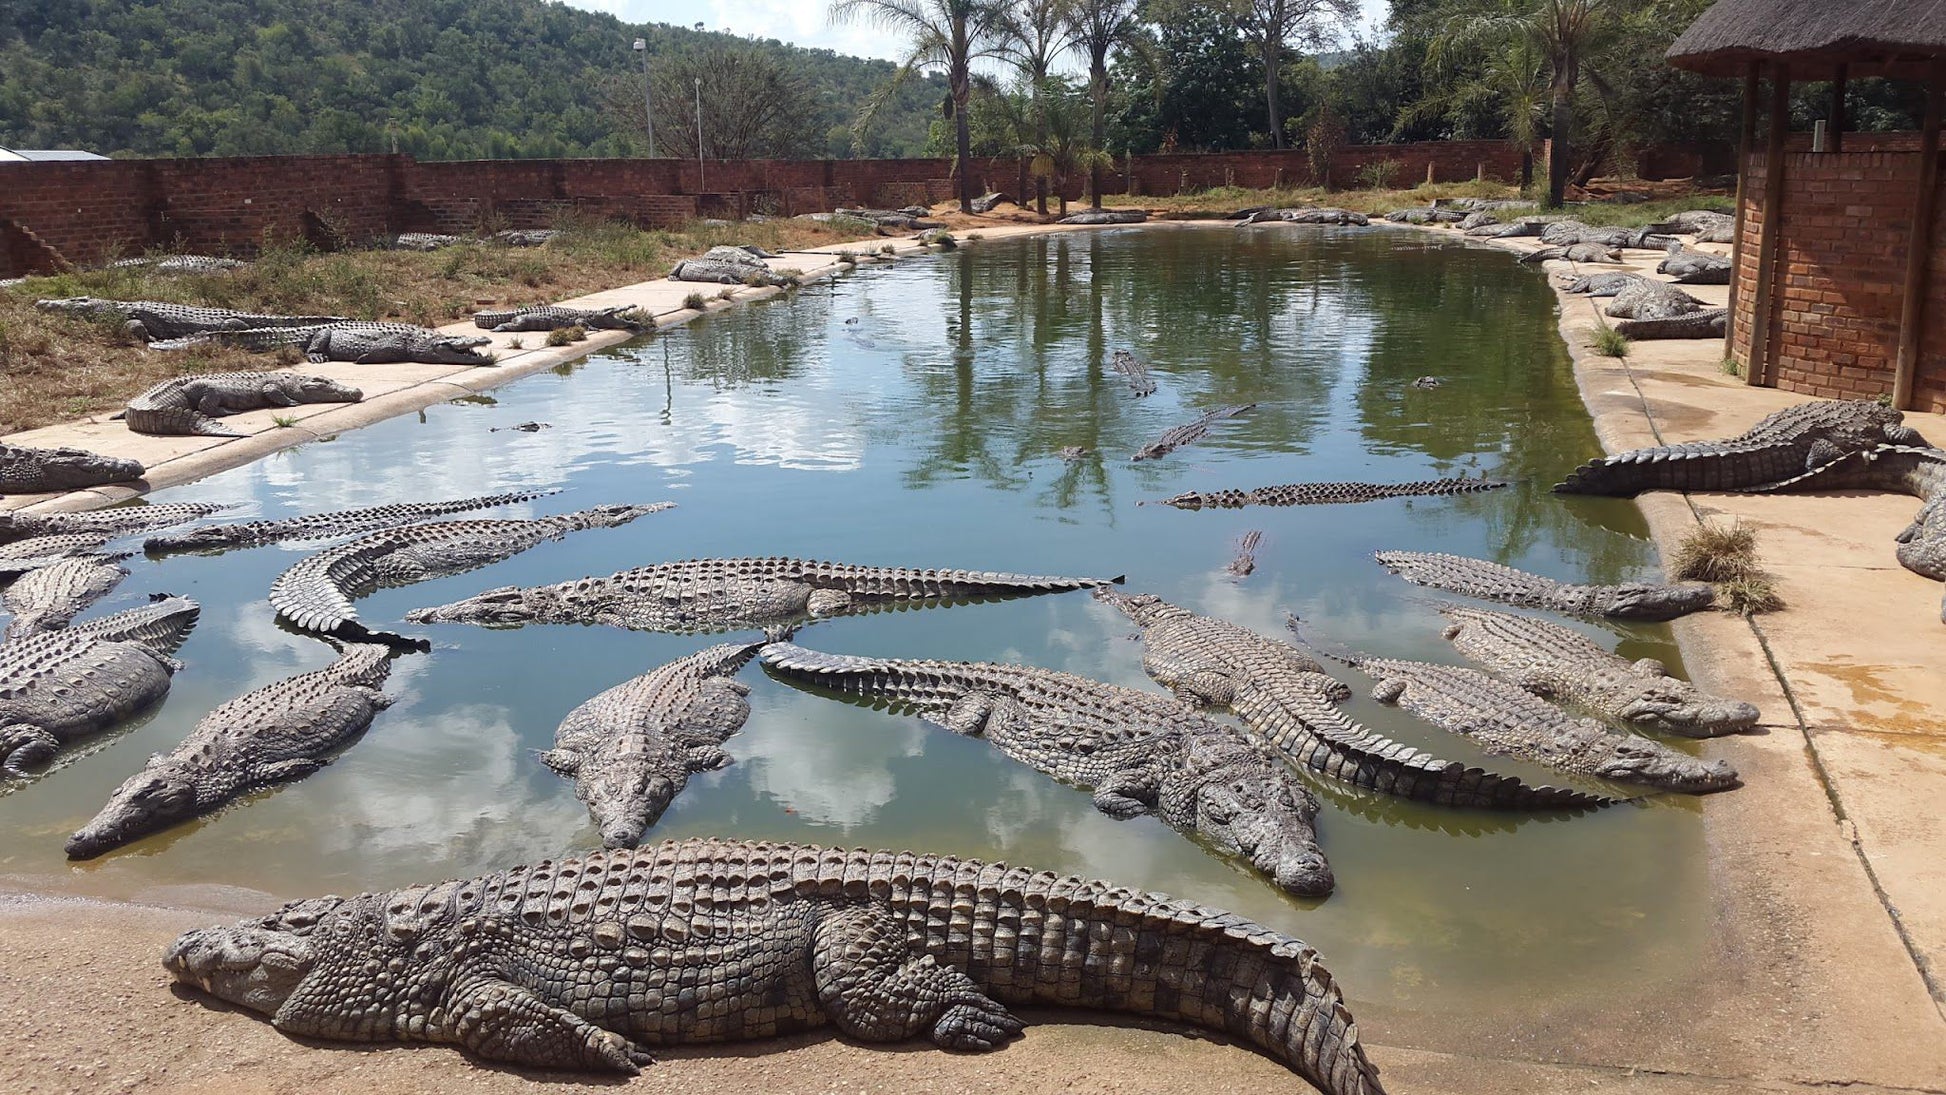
[1591, 325, 1630, 358]
[682, 291, 707, 311]
[271, 414, 299, 428]
[545, 325, 587, 346]
[1719, 573, 1785, 616]
[1670, 521, 1758, 583]
[717, 287, 738, 300]
[1720, 356, 1743, 377]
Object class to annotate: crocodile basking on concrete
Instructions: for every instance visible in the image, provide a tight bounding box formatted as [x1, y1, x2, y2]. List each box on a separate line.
[269, 504, 669, 634]
[64, 643, 396, 858]
[1604, 280, 1708, 320]
[165, 837, 1385, 1093]
[1656, 242, 1732, 284]
[116, 371, 362, 437]
[1518, 243, 1622, 265]
[1240, 208, 1369, 226]
[154, 322, 497, 366]
[544, 640, 764, 849]
[2, 556, 128, 638]
[1094, 590, 1611, 811]
[1435, 604, 1761, 736]
[1110, 349, 1157, 396]
[1158, 476, 1506, 510]
[1339, 652, 1740, 793]
[668, 247, 790, 286]
[0, 501, 229, 545]
[0, 596, 200, 776]
[1647, 210, 1736, 241]
[1552, 398, 1923, 496]
[1057, 210, 1148, 224]
[1132, 403, 1255, 461]
[1559, 271, 1644, 296]
[760, 643, 1335, 897]
[34, 298, 348, 341]
[1372, 551, 1714, 620]
[143, 489, 557, 554]
[406, 558, 1121, 634]
[473, 305, 649, 333]
[1539, 221, 1676, 250]
[1616, 308, 1729, 340]
[0, 442, 144, 496]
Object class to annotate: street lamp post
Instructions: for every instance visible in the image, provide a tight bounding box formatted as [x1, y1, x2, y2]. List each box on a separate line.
[631, 37, 656, 157]
[694, 77, 705, 190]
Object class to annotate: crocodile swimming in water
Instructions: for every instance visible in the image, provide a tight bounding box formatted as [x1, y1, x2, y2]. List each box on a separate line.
[473, 305, 650, 333]
[117, 372, 363, 437]
[1110, 349, 1157, 396]
[406, 558, 1122, 634]
[0, 501, 229, 546]
[2, 556, 128, 638]
[153, 322, 497, 366]
[0, 443, 144, 496]
[1372, 551, 1715, 621]
[760, 642, 1336, 897]
[1158, 476, 1506, 510]
[143, 489, 558, 555]
[34, 298, 348, 342]
[64, 643, 396, 858]
[164, 837, 1385, 1093]
[1132, 403, 1255, 461]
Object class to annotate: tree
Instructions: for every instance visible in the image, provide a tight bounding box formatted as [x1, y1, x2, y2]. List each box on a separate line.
[1113, 2, 1263, 155]
[1064, 0, 1144, 208]
[1230, 0, 1358, 150]
[833, 0, 1012, 211]
[607, 40, 818, 160]
[1406, 34, 1547, 186]
[996, 0, 1073, 211]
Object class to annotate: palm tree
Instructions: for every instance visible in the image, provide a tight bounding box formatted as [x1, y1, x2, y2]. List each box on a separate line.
[1232, 0, 1358, 150]
[996, 0, 1074, 212]
[1064, 0, 1143, 209]
[1405, 34, 1549, 188]
[832, 0, 1012, 211]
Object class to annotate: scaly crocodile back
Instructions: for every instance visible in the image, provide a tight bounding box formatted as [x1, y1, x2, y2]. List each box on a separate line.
[64, 596, 202, 655]
[0, 501, 229, 545]
[1159, 476, 1506, 510]
[1132, 403, 1255, 461]
[143, 489, 559, 553]
[2, 556, 129, 638]
[1372, 550, 1714, 621]
[0, 443, 145, 495]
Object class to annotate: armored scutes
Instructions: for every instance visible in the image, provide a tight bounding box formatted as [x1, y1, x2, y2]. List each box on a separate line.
[1110, 349, 1157, 396]
[34, 298, 348, 341]
[473, 305, 649, 333]
[1057, 210, 1148, 225]
[406, 558, 1122, 634]
[154, 322, 497, 366]
[0, 596, 200, 776]
[1159, 476, 1506, 510]
[1519, 243, 1623, 265]
[669, 246, 789, 286]
[269, 504, 668, 633]
[1132, 403, 1255, 461]
[1471, 220, 1547, 239]
[1096, 591, 1611, 811]
[0, 501, 228, 545]
[391, 233, 462, 251]
[1539, 221, 1675, 250]
[111, 254, 245, 275]
[1343, 653, 1740, 793]
[1646, 210, 1735, 239]
[1436, 604, 1761, 736]
[1241, 208, 1370, 227]
[2, 556, 128, 638]
[761, 643, 1335, 897]
[1372, 551, 1715, 621]
[1656, 242, 1732, 285]
[117, 372, 362, 437]
[1617, 308, 1729, 340]
[0, 532, 115, 577]
[1553, 398, 1923, 496]
[64, 644, 395, 858]
[0, 442, 144, 495]
[166, 838, 1384, 1093]
[544, 641, 764, 849]
[1559, 271, 1645, 296]
[144, 489, 557, 554]
[1604, 280, 1707, 320]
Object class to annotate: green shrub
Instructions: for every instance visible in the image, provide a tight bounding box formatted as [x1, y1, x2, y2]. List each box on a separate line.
[1591, 326, 1630, 358]
[682, 291, 707, 310]
[545, 325, 587, 346]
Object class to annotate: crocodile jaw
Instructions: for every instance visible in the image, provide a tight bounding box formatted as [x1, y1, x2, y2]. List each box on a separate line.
[1619, 696, 1763, 738]
[65, 766, 198, 859]
[164, 926, 315, 1016]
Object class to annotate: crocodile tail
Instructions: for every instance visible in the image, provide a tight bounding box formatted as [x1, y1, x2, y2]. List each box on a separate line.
[1551, 439, 1792, 496]
[126, 408, 244, 438]
[269, 545, 381, 632]
[797, 561, 1123, 598]
[66, 595, 201, 654]
[323, 642, 396, 688]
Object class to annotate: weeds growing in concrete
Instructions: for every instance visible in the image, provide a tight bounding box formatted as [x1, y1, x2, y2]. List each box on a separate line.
[716, 287, 738, 301]
[1591, 326, 1630, 358]
[272, 414, 299, 428]
[1718, 574, 1785, 616]
[1720, 356, 1742, 377]
[545, 325, 587, 346]
[1672, 520, 1785, 615]
[682, 292, 707, 311]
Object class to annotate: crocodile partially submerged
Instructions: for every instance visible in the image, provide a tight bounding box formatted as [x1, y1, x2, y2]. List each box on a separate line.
[1604, 280, 1707, 320]
[269, 504, 669, 633]
[1109, 349, 1157, 396]
[0, 596, 200, 776]
[1436, 604, 1761, 736]
[1341, 653, 1740, 793]
[2, 556, 128, 638]
[1616, 308, 1728, 340]
[0, 532, 115, 578]
[34, 298, 347, 341]
[1372, 550, 1715, 620]
[1656, 242, 1732, 284]
[1553, 398, 1923, 496]
[64, 644, 395, 858]
[544, 641, 764, 849]
[143, 489, 557, 555]
[116, 372, 362, 436]
[0, 501, 228, 545]
[1158, 476, 1506, 510]
[1095, 590, 1611, 811]
[154, 322, 496, 366]
[166, 837, 1384, 1093]
[761, 643, 1336, 896]
[473, 305, 649, 333]
[1132, 403, 1255, 460]
[0, 442, 144, 495]
[406, 559, 1121, 633]
[1227, 529, 1264, 577]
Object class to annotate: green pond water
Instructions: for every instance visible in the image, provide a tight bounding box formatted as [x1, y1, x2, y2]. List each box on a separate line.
[0, 224, 1708, 1031]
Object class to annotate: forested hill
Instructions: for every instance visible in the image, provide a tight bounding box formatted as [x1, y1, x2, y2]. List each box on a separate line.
[0, 0, 945, 160]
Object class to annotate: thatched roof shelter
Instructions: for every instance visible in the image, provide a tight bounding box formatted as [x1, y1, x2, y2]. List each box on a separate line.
[1667, 0, 1946, 79]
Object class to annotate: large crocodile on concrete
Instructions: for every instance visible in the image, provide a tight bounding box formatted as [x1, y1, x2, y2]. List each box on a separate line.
[34, 298, 347, 341]
[1095, 590, 1611, 811]
[1339, 652, 1740, 793]
[0, 596, 200, 776]
[1435, 604, 1761, 736]
[1518, 243, 1622, 264]
[0, 442, 144, 495]
[2, 555, 128, 638]
[473, 305, 649, 333]
[165, 837, 1385, 1094]
[406, 559, 1122, 633]
[1240, 208, 1369, 226]
[143, 489, 557, 554]
[154, 322, 497, 366]
[668, 246, 790, 286]
[544, 640, 764, 849]
[1616, 308, 1729, 340]
[64, 644, 395, 858]
[1656, 242, 1732, 284]
[269, 504, 669, 633]
[1647, 210, 1736, 241]
[1552, 398, 1923, 496]
[0, 501, 229, 545]
[1539, 221, 1675, 250]
[760, 643, 1336, 897]
[1057, 210, 1149, 224]
[1158, 476, 1506, 510]
[1132, 403, 1255, 461]
[116, 372, 363, 437]
[1560, 271, 1644, 296]
[1372, 550, 1714, 620]
[1604, 280, 1707, 320]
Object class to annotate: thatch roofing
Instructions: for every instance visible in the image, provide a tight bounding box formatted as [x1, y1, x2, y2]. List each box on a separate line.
[1667, 0, 1946, 79]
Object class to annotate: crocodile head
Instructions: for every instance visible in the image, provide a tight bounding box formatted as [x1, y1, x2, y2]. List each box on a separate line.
[1615, 686, 1762, 737]
[33, 297, 105, 317]
[165, 922, 319, 1016]
[422, 334, 497, 366]
[1595, 582, 1717, 621]
[576, 502, 672, 528]
[405, 585, 546, 626]
[286, 375, 364, 404]
[64, 759, 199, 859]
[1593, 739, 1741, 793]
[1170, 749, 1333, 898]
[1090, 588, 1190, 625]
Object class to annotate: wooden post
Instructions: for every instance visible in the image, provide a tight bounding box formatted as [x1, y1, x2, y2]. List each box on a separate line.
[1892, 67, 1943, 411]
[1727, 63, 1760, 365]
[1747, 65, 1791, 387]
[1830, 64, 1847, 153]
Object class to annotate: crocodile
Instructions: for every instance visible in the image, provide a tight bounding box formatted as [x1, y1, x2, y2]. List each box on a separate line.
[1110, 349, 1157, 396]
[116, 372, 363, 437]
[0, 442, 144, 495]
[1094, 590, 1611, 811]
[165, 837, 1385, 1093]
[1559, 271, 1644, 296]
[269, 504, 669, 634]
[1132, 403, 1255, 461]
[143, 489, 558, 555]
[153, 322, 497, 366]
[392, 233, 463, 251]
[1159, 476, 1506, 510]
[111, 254, 245, 274]
[543, 641, 765, 849]
[0, 532, 115, 578]
[2, 555, 128, 638]
[1410, 376, 1442, 389]
[1656, 242, 1732, 284]
[760, 643, 1335, 897]
[473, 305, 649, 333]
[34, 298, 348, 341]
[1457, 211, 1498, 231]
[493, 229, 560, 247]
[1436, 604, 1761, 736]
[669, 247, 790, 286]
[835, 209, 944, 230]
[1604, 280, 1707, 320]
[1518, 243, 1622, 264]
[914, 228, 957, 248]
[1539, 222, 1675, 250]
[1553, 398, 1923, 496]
[1616, 309, 1728, 340]
[0, 596, 200, 776]
[1226, 530, 1264, 578]
[1384, 208, 1438, 225]
[406, 559, 1123, 634]
[1646, 210, 1735, 239]
[1241, 208, 1370, 226]
[1056, 210, 1148, 225]
[0, 501, 229, 545]
[1470, 220, 1548, 239]
[969, 192, 1008, 213]
[1372, 550, 1715, 620]
[1340, 653, 1740, 793]
[63, 644, 395, 858]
